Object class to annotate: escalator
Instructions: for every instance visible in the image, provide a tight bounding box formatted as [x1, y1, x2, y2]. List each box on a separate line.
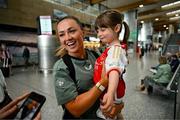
[162, 34, 180, 56]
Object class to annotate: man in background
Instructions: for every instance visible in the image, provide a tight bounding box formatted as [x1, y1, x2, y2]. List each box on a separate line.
[22, 46, 30, 69]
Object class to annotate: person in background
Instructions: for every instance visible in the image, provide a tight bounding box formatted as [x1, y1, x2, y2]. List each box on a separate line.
[158, 45, 162, 56]
[93, 10, 129, 119]
[0, 69, 41, 119]
[22, 46, 30, 69]
[169, 54, 179, 73]
[0, 47, 3, 67]
[1, 44, 12, 77]
[137, 56, 172, 94]
[54, 16, 124, 119]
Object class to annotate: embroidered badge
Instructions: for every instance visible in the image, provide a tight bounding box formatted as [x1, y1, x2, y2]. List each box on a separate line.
[58, 81, 64, 86]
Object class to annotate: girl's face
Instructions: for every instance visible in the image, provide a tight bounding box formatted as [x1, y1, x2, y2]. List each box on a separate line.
[96, 27, 117, 45]
[57, 19, 84, 56]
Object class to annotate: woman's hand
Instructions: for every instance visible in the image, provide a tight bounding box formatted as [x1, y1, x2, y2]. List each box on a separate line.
[99, 62, 108, 87]
[101, 102, 124, 119]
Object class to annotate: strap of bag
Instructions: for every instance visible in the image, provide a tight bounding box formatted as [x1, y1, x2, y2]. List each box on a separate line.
[62, 54, 79, 91]
[61, 51, 99, 119]
[62, 54, 80, 119]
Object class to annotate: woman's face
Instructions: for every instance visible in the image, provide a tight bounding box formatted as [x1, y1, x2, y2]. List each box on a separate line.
[96, 27, 117, 44]
[57, 19, 84, 56]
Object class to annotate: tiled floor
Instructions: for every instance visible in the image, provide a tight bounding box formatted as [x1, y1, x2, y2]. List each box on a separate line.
[5, 51, 174, 120]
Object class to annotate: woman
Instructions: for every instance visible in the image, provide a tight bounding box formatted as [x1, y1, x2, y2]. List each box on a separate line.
[138, 56, 172, 94]
[53, 16, 124, 119]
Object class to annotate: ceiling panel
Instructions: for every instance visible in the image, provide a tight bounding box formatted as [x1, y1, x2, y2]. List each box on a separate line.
[101, 0, 141, 8]
[52, 0, 180, 32]
[100, 0, 180, 32]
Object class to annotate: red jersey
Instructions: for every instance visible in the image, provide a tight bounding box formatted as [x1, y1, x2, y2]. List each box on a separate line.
[93, 45, 127, 100]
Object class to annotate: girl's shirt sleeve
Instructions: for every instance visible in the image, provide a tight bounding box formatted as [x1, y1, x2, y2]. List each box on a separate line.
[105, 46, 128, 75]
[53, 59, 78, 105]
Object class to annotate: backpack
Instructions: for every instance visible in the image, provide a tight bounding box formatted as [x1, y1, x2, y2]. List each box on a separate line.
[61, 50, 99, 119]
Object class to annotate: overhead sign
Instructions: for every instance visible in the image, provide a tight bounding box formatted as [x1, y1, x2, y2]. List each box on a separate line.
[39, 16, 52, 35]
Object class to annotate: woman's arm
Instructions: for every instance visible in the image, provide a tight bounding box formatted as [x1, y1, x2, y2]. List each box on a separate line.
[64, 61, 108, 117]
[152, 67, 163, 79]
[65, 76, 108, 117]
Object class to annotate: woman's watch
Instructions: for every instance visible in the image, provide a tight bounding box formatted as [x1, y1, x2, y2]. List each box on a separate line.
[96, 82, 105, 92]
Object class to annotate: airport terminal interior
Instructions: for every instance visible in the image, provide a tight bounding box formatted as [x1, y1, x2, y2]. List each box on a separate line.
[0, 0, 180, 120]
[5, 52, 178, 119]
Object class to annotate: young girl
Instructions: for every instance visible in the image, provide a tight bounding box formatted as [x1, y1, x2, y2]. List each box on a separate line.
[93, 10, 129, 119]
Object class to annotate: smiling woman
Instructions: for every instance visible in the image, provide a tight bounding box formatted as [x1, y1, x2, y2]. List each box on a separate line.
[53, 15, 124, 119]
[56, 16, 85, 59]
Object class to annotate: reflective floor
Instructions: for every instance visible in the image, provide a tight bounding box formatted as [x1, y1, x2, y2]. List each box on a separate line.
[6, 51, 174, 120]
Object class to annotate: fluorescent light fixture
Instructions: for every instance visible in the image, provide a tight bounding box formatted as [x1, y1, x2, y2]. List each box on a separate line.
[169, 16, 180, 20]
[166, 9, 180, 15]
[139, 4, 143, 8]
[161, 1, 180, 8]
[89, 37, 100, 42]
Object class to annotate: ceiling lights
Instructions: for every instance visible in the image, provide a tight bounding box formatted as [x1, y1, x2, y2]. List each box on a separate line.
[161, 1, 180, 8]
[166, 9, 180, 15]
[139, 4, 143, 8]
[140, 21, 144, 23]
[155, 18, 159, 21]
[169, 16, 180, 20]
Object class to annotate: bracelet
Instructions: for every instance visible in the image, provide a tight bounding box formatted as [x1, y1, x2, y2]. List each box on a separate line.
[96, 82, 105, 92]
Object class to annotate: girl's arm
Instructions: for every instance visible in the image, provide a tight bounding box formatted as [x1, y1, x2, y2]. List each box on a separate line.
[101, 70, 120, 111]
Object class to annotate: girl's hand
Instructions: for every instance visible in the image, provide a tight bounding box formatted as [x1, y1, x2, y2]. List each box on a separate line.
[101, 102, 124, 119]
[100, 93, 114, 113]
